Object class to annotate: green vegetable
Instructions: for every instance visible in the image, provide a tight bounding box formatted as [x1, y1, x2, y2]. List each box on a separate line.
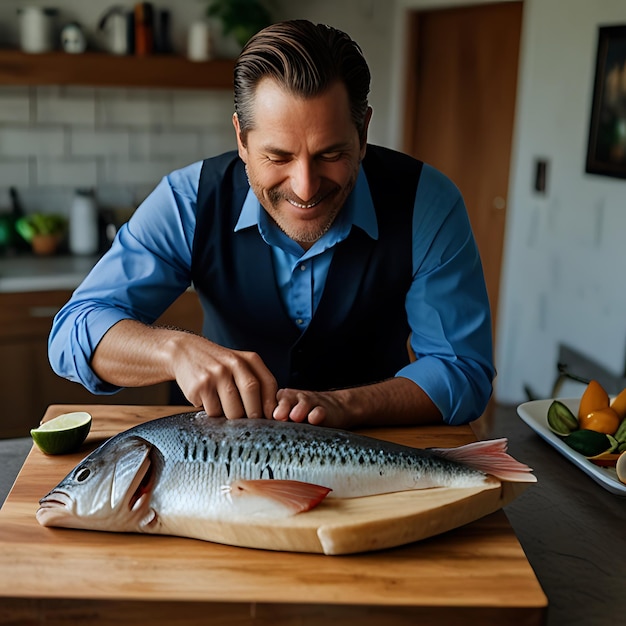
[614, 418, 626, 443]
[15, 214, 67, 242]
[547, 400, 579, 435]
[563, 429, 612, 457]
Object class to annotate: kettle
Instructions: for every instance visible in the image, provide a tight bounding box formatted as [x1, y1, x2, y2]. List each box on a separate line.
[98, 5, 131, 55]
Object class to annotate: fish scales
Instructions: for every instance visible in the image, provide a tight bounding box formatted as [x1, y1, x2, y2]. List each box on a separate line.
[119, 412, 484, 494]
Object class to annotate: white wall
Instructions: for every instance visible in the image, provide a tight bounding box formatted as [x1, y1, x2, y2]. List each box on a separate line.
[497, 0, 626, 403]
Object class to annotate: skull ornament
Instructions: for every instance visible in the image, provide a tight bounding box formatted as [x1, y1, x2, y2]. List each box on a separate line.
[61, 23, 86, 54]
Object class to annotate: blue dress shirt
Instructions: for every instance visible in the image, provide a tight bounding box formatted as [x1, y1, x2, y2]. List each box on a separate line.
[49, 159, 494, 425]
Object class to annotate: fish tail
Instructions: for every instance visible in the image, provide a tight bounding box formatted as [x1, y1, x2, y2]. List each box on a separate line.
[431, 438, 537, 483]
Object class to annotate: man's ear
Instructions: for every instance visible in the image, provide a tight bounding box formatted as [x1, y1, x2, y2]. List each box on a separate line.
[232, 113, 248, 163]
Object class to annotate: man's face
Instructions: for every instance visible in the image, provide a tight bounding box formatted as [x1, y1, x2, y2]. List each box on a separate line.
[233, 79, 371, 250]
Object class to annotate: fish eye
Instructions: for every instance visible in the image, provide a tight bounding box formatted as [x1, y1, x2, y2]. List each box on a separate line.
[75, 467, 91, 482]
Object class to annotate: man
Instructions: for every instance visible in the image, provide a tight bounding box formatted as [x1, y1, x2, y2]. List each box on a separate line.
[49, 20, 494, 429]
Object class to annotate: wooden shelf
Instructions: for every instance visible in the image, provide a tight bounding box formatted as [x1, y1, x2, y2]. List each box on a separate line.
[0, 49, 235, 90]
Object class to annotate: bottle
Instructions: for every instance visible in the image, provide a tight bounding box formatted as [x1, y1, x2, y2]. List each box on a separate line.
[134, 2, 154, 56]
[69, 189, 99, 256]
[187, 20, 213, 62]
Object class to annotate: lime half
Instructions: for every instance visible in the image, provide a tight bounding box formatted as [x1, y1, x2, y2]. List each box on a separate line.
[31, 411, 92, 455]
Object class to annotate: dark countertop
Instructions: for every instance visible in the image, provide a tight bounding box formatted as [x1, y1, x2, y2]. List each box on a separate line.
[0, 254, 99, 292]
[482, 403, 625, 626]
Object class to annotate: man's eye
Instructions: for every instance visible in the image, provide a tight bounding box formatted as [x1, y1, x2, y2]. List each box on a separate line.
[319, 152, 342, 162]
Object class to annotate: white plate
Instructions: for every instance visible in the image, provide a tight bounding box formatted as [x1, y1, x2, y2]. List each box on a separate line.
[517, 398, 626, 496]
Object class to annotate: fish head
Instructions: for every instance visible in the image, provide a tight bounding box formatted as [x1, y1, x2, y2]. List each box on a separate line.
[36, 436, 156, 532]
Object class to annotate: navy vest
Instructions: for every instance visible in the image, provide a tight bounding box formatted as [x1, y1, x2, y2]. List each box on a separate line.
[191, 144, 423, 390]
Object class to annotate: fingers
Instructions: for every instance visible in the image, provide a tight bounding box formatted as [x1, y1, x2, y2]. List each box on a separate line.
[177, 345, 278, 420]
[273, 389, 328, 425]
[239, 352, 279, 420]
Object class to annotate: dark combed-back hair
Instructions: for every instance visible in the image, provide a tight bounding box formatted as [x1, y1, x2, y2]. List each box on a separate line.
[234, 20, 371, 140]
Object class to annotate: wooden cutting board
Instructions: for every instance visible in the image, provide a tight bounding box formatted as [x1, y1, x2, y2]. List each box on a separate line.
[186, 479, 525, 555]
[27, 405, 530, 555]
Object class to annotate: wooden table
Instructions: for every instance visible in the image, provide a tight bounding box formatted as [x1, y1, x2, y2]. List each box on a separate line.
[0, 405, 547, 626]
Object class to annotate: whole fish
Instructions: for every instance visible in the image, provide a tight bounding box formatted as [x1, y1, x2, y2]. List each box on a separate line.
[37, 412, 535, 541]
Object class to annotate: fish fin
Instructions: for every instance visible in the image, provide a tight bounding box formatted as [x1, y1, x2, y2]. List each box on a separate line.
[111, 438, 152, 509]
[227, 479, 332, 516]
[431, 438, 537, 483]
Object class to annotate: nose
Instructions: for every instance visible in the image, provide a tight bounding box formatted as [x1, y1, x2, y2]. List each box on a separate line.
[290, 159, 321, 203]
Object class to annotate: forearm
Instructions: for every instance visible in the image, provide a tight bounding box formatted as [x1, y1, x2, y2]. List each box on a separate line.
[91, 319, 185, 388]
[338, 377, 443, 428]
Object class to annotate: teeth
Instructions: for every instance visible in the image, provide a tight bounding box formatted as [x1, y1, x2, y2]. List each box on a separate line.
[288, 199, 320, 209]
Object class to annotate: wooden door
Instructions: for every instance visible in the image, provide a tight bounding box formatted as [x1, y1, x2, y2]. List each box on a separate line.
[403, 2, 523, 337]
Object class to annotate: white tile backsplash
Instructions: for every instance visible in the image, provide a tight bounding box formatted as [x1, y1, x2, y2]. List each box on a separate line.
[35, 86, 97, 126]
[104, 158, 172, 187]
[172, 90, 234, 127]
[149, 131, 201, 158]
[0, 85, 234, 213]
[0, 87, 31, 123]
[0, 158, 30, 187]
[199, 128, 237, 157]
[98, 90, 173, 128]
[36, 157, 99, 187]
[0, 127, 65, 157]
[70, 129, 131, 157]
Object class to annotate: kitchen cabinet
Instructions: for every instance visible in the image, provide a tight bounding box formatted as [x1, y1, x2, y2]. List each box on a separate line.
[0, 289, 203, 438]
[0, 50, 235, 89]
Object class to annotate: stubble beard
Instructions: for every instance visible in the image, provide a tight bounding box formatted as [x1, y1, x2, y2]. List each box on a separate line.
[248, 170, 358, 246]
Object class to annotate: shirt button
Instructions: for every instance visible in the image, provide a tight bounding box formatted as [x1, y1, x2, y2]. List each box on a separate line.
[299, 264, 307, 271]
[296, 318, 304, 325]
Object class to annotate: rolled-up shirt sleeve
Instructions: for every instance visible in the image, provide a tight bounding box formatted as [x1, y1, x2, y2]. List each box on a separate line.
[48, 162, 201, 394]
[396, 164, 495, 425]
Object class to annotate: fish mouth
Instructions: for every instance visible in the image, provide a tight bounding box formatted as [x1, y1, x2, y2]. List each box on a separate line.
[36, 490, 73, 526]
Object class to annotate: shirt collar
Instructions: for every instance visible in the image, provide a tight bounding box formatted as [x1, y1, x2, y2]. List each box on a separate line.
[234, 165, 378, 243]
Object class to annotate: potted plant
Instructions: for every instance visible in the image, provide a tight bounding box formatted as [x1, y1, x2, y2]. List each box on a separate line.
[206, 0, 273, 49]
[15, 213, 67, 256]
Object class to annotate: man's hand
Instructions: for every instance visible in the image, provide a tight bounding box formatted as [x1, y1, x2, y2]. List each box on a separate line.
[91, 320, 278, 420]
[169, 334, 278, 419]
[273, 388, 345, 427]
[272, 378, 443, 430]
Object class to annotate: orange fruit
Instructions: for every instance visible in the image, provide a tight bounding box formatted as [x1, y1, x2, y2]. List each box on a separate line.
[579, 407, 620, 435]
[578, 380, 609, 420]
[610, 387, 626, 419]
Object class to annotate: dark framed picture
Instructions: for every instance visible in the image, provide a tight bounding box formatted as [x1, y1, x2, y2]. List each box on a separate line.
[585, 25, 626, 179]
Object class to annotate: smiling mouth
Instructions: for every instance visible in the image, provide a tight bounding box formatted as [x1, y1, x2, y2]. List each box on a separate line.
[286, 188, 337, 210]
[288, 198, 322, 209]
